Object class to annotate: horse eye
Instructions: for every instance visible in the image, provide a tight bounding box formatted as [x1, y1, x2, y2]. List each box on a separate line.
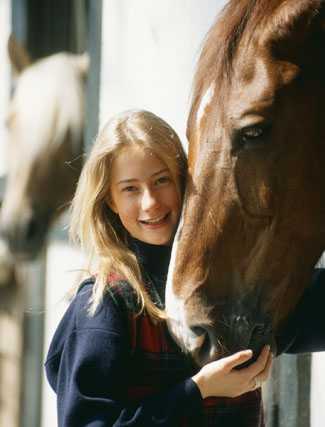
[241, 126, 264, 142]
[232, 123, 271, 153]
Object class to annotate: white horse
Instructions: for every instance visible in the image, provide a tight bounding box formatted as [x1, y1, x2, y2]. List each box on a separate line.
[0, 36, 89, 259]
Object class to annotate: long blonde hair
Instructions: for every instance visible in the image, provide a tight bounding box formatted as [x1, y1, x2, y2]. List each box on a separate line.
[70, 110, 187, 320]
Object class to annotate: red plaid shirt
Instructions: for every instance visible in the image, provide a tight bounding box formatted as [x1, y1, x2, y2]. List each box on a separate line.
[109, 281, 265, 427]
[106, 273, 264, 427]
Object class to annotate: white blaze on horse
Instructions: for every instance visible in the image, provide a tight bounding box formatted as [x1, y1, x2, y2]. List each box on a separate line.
[166, 0, 325, 367]
[0, 36, 88, 259]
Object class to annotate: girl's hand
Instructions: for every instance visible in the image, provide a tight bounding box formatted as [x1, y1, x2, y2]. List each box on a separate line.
[192, 345, 272, 399]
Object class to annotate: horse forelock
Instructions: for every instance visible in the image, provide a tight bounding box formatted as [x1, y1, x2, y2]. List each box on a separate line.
[8, 53, 84, 158]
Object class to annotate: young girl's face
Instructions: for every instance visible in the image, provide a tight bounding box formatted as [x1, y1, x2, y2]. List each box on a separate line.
[109, 146, 181, 245]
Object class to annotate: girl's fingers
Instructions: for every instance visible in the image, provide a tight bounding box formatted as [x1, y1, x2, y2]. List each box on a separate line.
[244, 345, 270, 377]
[248, 353, 273, 391]
[223, 349, 253, 371]
[257, 352, 273, 381]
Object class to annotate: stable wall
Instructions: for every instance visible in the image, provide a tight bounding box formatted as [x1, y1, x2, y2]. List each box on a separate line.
[99, 0, 224, 143]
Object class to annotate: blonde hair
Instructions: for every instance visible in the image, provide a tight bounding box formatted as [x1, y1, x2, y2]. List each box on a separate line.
[70, 110, 187, 320]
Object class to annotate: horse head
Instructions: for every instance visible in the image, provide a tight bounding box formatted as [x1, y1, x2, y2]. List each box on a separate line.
[0, 36, 89, 259]
[166, 0, 325, 366]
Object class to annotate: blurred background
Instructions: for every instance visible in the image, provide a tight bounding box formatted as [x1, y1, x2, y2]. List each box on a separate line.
[0, 1, 324, 426]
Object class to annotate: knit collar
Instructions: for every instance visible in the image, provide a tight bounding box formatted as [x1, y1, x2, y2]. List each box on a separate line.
[128, 236, 171, 274]
[127, 235, 172, 306]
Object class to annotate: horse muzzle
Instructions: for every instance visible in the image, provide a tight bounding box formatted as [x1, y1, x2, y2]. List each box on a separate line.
[166, 289, 275, 367]
[180, 314, 274, 367]
[0, 208, 51, 259]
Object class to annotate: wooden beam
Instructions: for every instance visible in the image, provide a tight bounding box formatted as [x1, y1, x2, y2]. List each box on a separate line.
[84, 0, 102, 153]
[0, 176, 6, 202]
[264, 354, 311, 427]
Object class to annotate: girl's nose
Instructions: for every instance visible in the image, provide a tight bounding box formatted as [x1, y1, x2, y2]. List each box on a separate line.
[141, 189, 159, 211]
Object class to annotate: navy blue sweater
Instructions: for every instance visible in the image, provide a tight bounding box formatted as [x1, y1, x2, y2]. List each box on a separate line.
[45, 240, 203, 427]
[45, 237, 325, 426]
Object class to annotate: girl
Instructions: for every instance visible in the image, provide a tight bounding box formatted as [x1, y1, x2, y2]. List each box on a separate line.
[45, 110, 271, 427]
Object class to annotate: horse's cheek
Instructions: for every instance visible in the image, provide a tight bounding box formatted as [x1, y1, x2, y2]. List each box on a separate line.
[234, 154, 274, 218]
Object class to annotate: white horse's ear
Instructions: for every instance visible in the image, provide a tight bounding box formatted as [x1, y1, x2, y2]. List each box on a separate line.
[7, 34, 32, 75]
[74, 52, 90, 76]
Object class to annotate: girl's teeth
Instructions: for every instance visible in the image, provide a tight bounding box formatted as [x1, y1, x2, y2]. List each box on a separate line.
[143, 214, 167, 224]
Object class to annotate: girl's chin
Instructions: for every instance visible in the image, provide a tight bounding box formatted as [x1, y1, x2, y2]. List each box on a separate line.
[142, 234, 172, 246]
[138, 228, 173, 246]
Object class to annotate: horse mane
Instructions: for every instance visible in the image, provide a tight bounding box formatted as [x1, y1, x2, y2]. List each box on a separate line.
[7, 53, 85, 156]
[187, 0, 322, 140]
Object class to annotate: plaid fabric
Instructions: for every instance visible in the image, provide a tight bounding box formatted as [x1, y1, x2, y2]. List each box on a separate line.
[109, 277, 264, 427]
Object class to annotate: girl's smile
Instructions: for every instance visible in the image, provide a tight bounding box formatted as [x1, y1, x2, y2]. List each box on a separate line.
[109, 146, 181, 245]
[139, 212, 170, 226]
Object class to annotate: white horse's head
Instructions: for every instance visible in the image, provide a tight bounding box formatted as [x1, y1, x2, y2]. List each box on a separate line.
[0, 36, 89, 259]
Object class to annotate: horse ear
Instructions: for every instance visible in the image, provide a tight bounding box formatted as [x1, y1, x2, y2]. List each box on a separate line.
[7, 34, 32, 74]
[263, 1, 325, 66]
[74, 52, 90, 76]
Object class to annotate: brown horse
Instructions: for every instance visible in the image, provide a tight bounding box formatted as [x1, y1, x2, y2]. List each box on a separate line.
[166, 0, 325, 367]
[0, 36, 88, 259]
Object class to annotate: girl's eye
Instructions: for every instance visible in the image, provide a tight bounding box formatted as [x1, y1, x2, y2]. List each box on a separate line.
[122, 186, 138, 193]
[155, 176, 171, 185]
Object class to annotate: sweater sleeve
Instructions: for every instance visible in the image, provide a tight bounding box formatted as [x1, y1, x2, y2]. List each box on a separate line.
[45, 286, 202, 427]
[277, 268, 325, 354]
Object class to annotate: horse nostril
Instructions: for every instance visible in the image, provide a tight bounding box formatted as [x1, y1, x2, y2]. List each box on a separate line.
[188, 324, 220, 365]
[190, 325, 207, 337]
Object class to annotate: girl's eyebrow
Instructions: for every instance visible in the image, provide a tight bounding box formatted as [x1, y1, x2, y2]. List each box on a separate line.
[152, 168, 169, 177]
[117, 168, 169, 185]
[117, 178, 137, 185]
